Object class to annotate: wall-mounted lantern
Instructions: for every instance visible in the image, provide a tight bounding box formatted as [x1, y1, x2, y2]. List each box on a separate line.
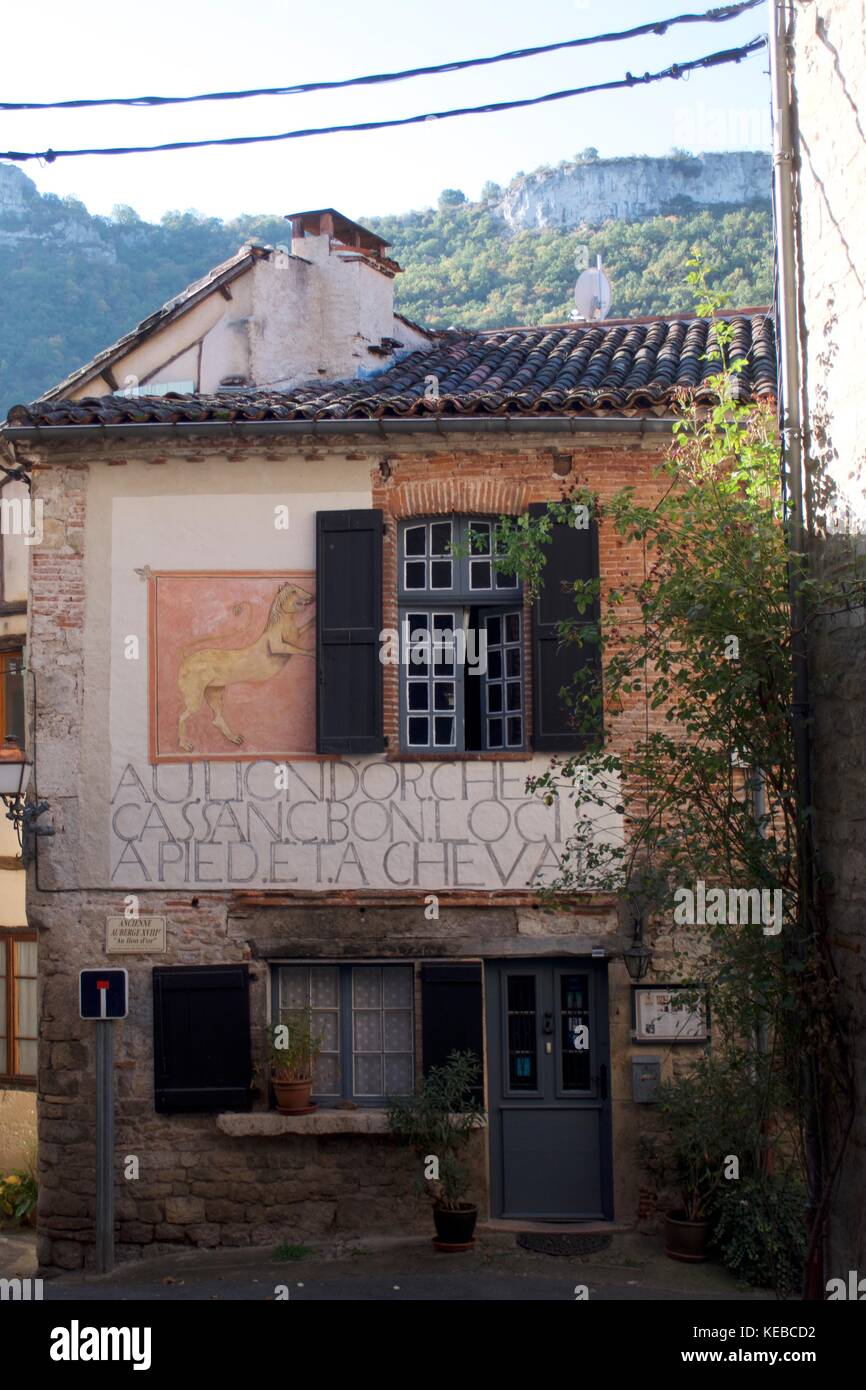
[621, 874, 656, 981]
[623, 934, 654, 982]
[0, 743, 53, 867]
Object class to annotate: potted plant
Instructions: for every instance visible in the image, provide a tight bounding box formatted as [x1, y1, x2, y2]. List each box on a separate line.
[269, 1013, 323, 1114]
[386, 1050, 485, 1251]
[639, 1053, 761, 1263]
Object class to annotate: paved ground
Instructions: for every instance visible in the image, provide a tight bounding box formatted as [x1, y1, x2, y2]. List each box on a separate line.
[1, 1227, 776, 1302]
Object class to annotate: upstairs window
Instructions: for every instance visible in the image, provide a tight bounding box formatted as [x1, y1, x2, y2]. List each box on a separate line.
[0, 650, 25, 750]
[398, 517, 524, 753]
[313, 505, 602, 757]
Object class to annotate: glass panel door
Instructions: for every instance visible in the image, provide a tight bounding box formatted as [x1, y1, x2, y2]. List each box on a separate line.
[558, 971, 592, 1093]
[505, 973, 539, 1092]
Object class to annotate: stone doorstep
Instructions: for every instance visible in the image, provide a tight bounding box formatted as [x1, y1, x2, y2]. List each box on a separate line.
[216, 1111, 488, 1137]
[480, 1219, 634, 1236]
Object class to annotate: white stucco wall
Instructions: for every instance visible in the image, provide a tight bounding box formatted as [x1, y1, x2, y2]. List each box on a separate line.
[794, 0, 866, 533]
[67, 280, 255, 400]
[63, 232, 429, 403]
[1, 478, 30, 603]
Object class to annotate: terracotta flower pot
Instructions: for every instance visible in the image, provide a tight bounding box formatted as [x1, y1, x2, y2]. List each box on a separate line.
[664, 1210, 711, 1263]
[432, 1203, 478, 1251]
[273, 1078, 313, 1113]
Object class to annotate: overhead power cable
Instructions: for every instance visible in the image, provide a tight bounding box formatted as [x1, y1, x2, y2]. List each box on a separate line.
[0, 2, 763, 111]
[0, 37, 767, 164]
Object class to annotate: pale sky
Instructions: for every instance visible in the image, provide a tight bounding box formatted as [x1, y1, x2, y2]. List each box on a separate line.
[2, 0, 771, 223]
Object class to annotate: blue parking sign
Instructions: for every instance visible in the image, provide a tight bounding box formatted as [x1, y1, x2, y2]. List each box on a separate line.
[79, 968, 128, 1019]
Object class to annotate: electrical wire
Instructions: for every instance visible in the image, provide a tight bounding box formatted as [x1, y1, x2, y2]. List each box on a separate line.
[0, 2, 764, 112]
[0, 38, 767, 163]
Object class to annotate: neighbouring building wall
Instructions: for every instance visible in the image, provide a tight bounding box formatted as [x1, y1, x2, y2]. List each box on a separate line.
[790, 0, 866, 1280]
[0, 481, 34, 1174]
[24, 429, 691, 1272]
[0, 1090, 34, 1172]
[63, 241, 429, 403]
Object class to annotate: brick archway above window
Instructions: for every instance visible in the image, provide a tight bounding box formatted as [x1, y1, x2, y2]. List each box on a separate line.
[382, 477, 531, 520]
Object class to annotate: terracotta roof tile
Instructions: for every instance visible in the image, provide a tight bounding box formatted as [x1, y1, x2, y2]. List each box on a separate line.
[5, 313, 776, 429]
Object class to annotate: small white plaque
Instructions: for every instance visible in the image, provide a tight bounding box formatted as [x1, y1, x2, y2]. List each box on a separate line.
[105, 916, 167, 954]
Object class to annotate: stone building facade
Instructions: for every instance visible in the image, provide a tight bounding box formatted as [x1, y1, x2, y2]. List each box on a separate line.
[784, 0, 866, 1282]
[0, 208, 776, 1271]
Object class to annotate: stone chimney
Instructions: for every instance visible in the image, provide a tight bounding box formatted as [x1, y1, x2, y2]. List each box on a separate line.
[249, 207, 421, 389]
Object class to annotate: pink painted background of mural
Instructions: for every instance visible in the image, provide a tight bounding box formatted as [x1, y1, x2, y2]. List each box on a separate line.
[152, 572, 316, 760]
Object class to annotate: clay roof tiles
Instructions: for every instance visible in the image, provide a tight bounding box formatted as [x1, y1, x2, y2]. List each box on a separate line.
[6, 312, 776, 429]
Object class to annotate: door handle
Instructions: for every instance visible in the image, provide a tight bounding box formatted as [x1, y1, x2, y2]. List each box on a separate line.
[598, 1064, 608, 1100]
[543, 1011, 554, 1036]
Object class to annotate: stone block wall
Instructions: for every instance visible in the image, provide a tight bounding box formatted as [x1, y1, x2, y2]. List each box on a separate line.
[791, 0, 866, 1280]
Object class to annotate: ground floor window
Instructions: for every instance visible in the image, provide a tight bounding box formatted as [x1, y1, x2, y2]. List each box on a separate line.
[275, 963, 414, 1104]
[0, 931, 36, 1083]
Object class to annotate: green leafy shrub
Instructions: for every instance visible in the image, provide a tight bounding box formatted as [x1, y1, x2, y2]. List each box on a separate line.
[712, 1173, 806, 1293]
[0, 1169, 37, 1226]
[638, 1052, 767, 1222]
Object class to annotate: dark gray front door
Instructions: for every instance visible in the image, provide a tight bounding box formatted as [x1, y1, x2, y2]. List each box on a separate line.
[486, 959, 613, 1220]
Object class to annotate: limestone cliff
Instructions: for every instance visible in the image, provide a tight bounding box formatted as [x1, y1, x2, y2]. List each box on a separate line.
[494, 152, 771, 231]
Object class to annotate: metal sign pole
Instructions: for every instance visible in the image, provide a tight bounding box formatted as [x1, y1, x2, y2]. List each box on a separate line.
[80, 968, 126, 1276]
[95, 1007, 114, 1274]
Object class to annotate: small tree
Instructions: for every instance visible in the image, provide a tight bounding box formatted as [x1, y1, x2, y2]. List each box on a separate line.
[386, 1051, 484, 1209]
[488, 254, 855, 1290]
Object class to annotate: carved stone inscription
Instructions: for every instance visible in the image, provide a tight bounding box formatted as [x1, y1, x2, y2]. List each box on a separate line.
[109, 757, 619, 891]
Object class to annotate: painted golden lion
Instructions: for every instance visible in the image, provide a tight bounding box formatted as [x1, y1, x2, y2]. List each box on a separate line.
[176, 581, 314, 752]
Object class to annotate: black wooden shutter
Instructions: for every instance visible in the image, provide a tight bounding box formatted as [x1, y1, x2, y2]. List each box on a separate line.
[316, 509, 384, 754]
[153, 964, 252, 1114]
[530, 501, 602, 751]
[421, 963, 484, 1100]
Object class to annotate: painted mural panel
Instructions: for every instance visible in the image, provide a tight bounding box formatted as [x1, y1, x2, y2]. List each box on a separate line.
[149, 571, 316, 761]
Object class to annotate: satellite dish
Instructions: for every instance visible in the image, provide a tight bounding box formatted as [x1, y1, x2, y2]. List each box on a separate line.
[573, 257, 612, 321]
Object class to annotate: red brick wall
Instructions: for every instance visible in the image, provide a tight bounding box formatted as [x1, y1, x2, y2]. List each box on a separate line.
[371, 440, 670, 758]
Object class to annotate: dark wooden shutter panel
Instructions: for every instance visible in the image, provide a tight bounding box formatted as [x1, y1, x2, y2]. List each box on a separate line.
[530, 502, 602, 751]
[316, 509, 384, 754]
[421, 963, 484, 1099]
[153, 965, 252, 1114]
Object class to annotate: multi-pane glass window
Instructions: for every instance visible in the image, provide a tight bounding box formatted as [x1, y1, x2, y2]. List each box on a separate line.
[0, 933, 37, 1082]
[483, 610, 524, 749]
[404, 611, 458, 749]
[278, 964, 341, 1096]
[398, 516, 524, 752]
[0, 650, 25, 750]
[275, 963, 414, 1103]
